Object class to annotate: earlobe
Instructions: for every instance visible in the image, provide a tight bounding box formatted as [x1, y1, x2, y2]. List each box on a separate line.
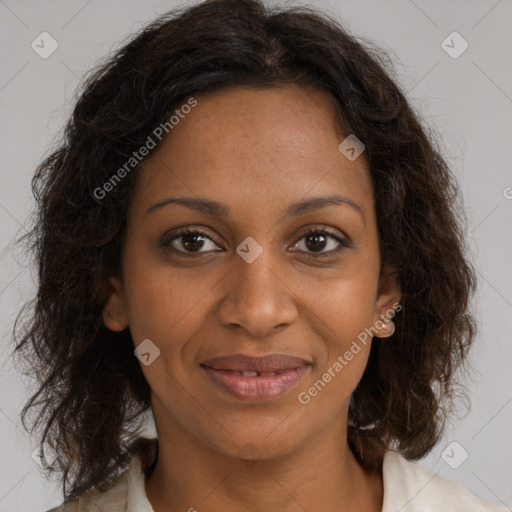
[102, 277, 129, 332]
[373, 265, 402, 338]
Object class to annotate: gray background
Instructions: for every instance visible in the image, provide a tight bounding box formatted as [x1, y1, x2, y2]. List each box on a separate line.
[0, 0, 511, 510]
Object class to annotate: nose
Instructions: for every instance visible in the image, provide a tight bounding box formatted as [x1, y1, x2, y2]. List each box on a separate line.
[216, 244, 298, 337]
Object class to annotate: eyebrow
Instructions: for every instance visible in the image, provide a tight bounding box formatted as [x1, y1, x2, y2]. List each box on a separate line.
[146, 195, 364, 223]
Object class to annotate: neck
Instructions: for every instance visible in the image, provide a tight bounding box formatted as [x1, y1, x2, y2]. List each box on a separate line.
[144, 412, 383, 512]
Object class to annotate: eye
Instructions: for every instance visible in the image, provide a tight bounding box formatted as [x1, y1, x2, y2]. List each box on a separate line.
[290, 227, 350, 258]
[160, 227, 222, 255]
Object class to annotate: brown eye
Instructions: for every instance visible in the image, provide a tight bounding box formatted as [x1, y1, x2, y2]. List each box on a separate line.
[291, 228, 350, 258]
[161, 228, 223, 255]
[304, 231, 328, 252]
[180, 232, 207, 252]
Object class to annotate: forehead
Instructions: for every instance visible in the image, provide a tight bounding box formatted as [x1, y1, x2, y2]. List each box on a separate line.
[133, 85, 373, 218]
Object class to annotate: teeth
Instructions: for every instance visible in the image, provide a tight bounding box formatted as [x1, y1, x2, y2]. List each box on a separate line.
[238, 370, 288, 376]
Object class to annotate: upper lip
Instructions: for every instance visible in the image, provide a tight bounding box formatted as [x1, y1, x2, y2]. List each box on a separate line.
[201, 353, 312, 373]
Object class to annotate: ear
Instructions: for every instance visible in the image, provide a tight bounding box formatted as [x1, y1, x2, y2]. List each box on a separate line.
[102, 277, 129, 332]
[372, 265, 402, 338]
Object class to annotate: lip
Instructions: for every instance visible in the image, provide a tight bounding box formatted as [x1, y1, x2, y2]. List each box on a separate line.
[200, 353, 312, 402]
[201, 353, 311, 373]
[201, 364, 311, 402]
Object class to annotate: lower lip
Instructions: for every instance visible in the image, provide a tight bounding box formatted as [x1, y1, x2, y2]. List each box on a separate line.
[201, 364, 311, 402]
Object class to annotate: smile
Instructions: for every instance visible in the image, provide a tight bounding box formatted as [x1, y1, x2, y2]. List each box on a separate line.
[200, 364, 311, 402]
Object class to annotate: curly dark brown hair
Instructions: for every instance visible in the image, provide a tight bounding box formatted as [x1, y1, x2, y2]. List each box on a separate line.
[12, 0, 477, 503]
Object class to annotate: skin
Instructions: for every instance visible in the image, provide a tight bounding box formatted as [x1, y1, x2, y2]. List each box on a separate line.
[103, 84, 401, 512]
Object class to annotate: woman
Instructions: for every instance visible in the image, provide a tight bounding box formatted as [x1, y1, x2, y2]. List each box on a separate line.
[13, 0, 507, 510]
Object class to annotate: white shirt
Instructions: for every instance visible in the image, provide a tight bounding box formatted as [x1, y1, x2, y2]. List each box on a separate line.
[47, 441, 508, 511]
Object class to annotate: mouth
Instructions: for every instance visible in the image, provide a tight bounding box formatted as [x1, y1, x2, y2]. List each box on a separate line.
[200, 355, 312, 402]
[201, 368, 291, 377]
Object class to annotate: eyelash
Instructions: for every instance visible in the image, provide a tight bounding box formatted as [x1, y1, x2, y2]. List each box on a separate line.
[160, 226, 351, 259]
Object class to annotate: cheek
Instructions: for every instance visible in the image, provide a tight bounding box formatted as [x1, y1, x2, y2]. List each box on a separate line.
[303, 264, 379, 344]
[298, 265, 378, 400]
[296, 278, 376, 412]
[122, 249, 212, 344]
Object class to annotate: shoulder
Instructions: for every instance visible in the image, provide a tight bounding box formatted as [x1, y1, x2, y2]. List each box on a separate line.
[45, 437, 158, 512]
[44, 468, 130, 512]
[382, 449, 508, 511]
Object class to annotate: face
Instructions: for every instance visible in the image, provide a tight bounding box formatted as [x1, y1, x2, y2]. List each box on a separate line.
[103, 85, 400, 461]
